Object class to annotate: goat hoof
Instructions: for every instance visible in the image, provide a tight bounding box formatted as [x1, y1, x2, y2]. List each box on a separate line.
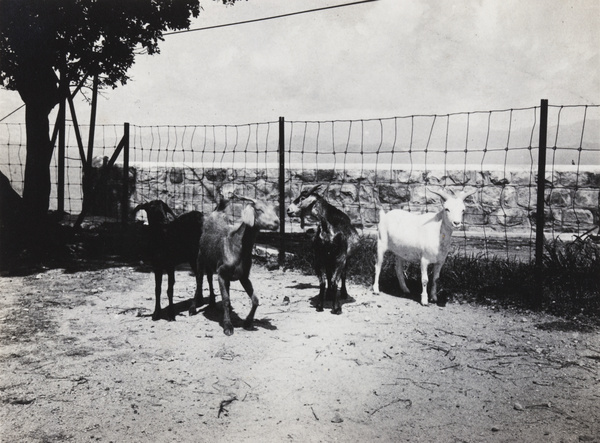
[316, 306, 324, 312]
[152, 312, 161, 321]
[188, 307, 197, 316]
[331, 307, 342, 315]
[223, 325, 234, 336]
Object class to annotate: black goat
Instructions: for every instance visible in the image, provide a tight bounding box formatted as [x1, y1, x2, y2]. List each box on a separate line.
[189, 196, 279, 335]
[134, 200, 204, 321]
[287, 184, 359, 314]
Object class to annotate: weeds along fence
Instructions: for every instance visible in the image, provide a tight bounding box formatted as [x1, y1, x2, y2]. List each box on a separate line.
[1, 101, 598, 263]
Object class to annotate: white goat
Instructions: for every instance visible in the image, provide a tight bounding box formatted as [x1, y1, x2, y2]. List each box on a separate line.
[372, 188, 475, 305]
[189, 196, 279, 336]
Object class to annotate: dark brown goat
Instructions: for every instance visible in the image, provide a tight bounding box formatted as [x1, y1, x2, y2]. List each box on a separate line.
[134, 200, 204, 321]
[287, 184, 359, 314]
[189, 196, 279, 335]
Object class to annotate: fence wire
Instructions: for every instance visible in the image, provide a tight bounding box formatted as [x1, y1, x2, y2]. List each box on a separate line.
[0, 103, 598, 261]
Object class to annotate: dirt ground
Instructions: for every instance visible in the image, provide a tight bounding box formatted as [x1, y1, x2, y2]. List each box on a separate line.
[0, 262, 599, 443]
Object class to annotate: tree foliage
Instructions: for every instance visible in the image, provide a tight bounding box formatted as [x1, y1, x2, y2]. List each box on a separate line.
[0, 0, 238, 249]
[0, 0, 204, 97]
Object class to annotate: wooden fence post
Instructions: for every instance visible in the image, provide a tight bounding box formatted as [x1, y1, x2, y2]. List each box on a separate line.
[57, 84, 66, 215]
[534, 99, 549, 307]
[278, 117, 286, 266]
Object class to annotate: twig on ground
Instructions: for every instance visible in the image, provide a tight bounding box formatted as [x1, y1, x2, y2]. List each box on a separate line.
[370, 398, 412, 415]
[440, 364, 460, 371]
[310, 406, 319, 421]
[434, 328, 468, 339]
[394, 377, 440, 393]
[217, 396, 238, 418]
[467, 364, 504, 379]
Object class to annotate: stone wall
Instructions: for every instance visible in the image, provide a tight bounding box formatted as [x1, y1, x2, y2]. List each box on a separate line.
[127, 162, 599, 236]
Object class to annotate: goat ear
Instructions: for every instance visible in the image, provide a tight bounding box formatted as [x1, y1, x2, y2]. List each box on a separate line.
[161, 202, 175, 217]
[241, 205, 255, 227]
[428, 188, 451, 201]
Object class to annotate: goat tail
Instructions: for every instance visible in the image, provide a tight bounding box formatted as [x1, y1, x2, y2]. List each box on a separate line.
[376, 208, 388, 242]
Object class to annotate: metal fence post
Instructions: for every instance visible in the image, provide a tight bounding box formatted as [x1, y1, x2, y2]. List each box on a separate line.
[534, 99, 549, 307]
[278, 116, 286, 266]
[121, 122, 130, 226]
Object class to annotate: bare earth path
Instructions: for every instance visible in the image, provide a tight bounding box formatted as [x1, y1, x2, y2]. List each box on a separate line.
[0, 264, 598, 442]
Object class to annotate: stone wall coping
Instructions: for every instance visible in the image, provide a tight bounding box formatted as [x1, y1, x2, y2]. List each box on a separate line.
[126, 160, 600, 173]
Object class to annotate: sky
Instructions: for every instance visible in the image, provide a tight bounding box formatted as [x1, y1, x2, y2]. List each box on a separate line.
[0, 0, 599, 127]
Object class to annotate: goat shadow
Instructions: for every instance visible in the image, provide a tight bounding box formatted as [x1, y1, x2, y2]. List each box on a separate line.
[198, 301, 277, 332]
[378, 278, 448, 307]
[138, 298, 193, 321]
[287, 282, 357, 311]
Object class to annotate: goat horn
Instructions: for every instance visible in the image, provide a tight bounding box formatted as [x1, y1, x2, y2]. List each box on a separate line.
[307, 183, 323, 194]
[233, 193, 257, 204]
[428, 188, 452, 201]
[458, 188, 477, 200]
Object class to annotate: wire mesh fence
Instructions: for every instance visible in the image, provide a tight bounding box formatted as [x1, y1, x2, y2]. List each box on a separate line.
[1, 102, 598, 261]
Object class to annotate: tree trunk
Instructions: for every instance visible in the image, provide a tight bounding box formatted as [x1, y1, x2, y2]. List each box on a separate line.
[16, 64, 60, 238]
[23, 101, 54, 218]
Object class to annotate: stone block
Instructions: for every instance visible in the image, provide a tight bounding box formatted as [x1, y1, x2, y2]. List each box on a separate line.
[547, 188, 572, 207]
[315, 169, 336, 182]
[447, 170, 479, 186]
[378, 184, 410, 204]
[511, 170, 534, 186]
[168, 167, 184, 184]
[561, 208, 595, 228]
[516, 187, 536, 209]
[488, 208, 528, 227]
[394, 169, 424, 184]
[574, 189, 599, 208]
[464, 208, 488, 226]
[558, 172, 580, 188]
[326, 183, 358, 204]
[480, 186, 502, 207]
[204, 168, 228, 182]
[501, 186, 518, 208]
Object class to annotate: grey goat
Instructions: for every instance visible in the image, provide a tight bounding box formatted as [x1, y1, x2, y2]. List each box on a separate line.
[189, 196, 279, 335]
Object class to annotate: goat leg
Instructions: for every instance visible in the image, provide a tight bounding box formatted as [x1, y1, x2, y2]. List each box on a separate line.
[218, 276, 234, 336]
[395, 258, 411, 295]
[419, 258, 430, 306]
[330, 263, 345, 315]
[314, 259, 326, 312]
[189, 257, 205, 316]
[207, 271, 217, 307]
[340, 268, 349, 300]
[430, 262, 443, 303]
[239, 277, 258, 330]
[166, 269, 175, 321]
[152, 270, 163, 321]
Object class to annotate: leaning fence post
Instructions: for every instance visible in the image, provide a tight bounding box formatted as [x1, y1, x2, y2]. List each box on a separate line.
[278, 117, 286, 266]
[534, 99, 549, 307]
[57, 84, 66, 215]
[121, 122, 130, 226]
